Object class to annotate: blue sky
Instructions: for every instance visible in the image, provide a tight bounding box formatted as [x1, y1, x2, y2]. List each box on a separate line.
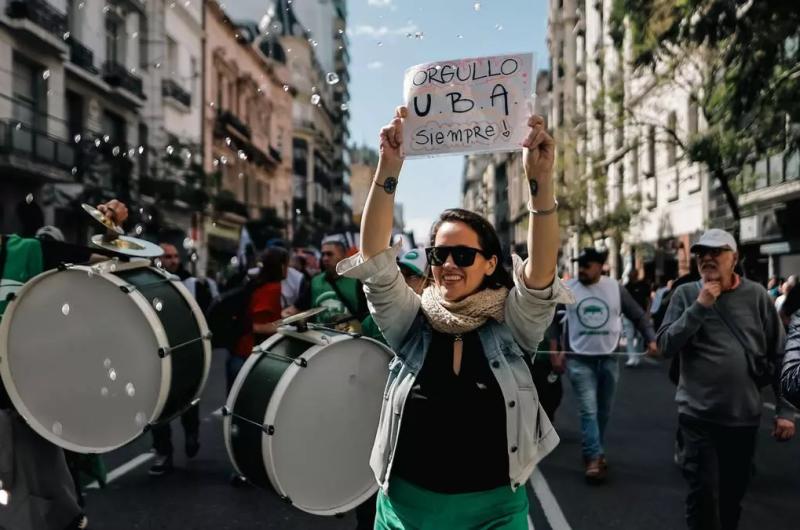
[348, 0, 549, 242]
[233, 0, 550, 242]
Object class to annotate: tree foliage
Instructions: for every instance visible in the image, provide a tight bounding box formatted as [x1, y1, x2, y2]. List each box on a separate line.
[611, 0, 800, 227]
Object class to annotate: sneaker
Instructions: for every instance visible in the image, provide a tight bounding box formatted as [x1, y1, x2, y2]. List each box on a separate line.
[148, 454, 173, 476]
[585, 458, 607, 484]
[625, 356, 641, 367]
[64, 513, 88, 530]
[230, 473, 250, 488]
[185, 434, 200, 459]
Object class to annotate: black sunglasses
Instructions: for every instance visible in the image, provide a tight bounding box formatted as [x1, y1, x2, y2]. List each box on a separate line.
[695, 247, 729, 258]
[425, 245, 488, 267]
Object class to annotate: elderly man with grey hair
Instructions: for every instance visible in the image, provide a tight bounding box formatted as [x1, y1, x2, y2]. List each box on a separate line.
[657, 228, 795, 530]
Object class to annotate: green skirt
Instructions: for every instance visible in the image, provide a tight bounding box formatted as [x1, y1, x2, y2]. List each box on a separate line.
[375, 477, 529, 530]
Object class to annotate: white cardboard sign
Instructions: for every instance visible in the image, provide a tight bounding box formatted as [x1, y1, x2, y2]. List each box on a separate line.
[402, 52, 533, 158]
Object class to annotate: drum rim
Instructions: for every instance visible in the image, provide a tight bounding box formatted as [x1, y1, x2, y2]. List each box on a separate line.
[262, 331, 390, 515]
[222, 333, 280, 479]
[163, 272, 212, 411]
[0, 263, 173, 453]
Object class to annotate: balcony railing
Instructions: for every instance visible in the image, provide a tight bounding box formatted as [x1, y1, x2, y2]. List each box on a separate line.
[215, 109, 251, 139]
[5, 0, 67, 40]
[162, 79, 191, 107]
[67, 36, 97, 74]
[0, 120, 76, 172]
[102, 61, 144, 98]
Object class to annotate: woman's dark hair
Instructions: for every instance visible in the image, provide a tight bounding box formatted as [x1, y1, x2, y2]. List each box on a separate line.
[428, 208, 514, 290]
[257, 247, 288, 284]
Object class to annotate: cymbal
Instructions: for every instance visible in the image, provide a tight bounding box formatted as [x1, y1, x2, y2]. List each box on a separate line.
[90, 235, 164, 258]
[81, 203, 124, 240]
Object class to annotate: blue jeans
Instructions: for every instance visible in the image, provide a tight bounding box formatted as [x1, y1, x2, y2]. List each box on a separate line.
[623, 317, 643, 361]
[566, 355, 620, 460]
[225, 352, 247, 394]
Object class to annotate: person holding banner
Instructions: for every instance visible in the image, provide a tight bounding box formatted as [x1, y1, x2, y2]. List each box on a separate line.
[337, 106, 572, 529]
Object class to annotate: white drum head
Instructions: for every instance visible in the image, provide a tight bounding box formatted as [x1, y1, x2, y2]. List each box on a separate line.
[0, 267, 167, 453]
[265, 334, 391, 515]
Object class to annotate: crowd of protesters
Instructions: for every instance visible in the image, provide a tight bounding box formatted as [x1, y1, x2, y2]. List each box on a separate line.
[3, 190, 800, 530]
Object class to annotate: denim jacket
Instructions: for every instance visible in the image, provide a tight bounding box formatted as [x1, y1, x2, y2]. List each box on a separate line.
[337, 245, 575, 493]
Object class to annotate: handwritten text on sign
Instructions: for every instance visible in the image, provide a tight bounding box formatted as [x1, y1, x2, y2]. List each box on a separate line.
[402, 53, 533, 158]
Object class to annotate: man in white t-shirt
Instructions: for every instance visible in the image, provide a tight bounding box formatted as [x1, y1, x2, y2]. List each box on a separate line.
[559, 248, 657, 483]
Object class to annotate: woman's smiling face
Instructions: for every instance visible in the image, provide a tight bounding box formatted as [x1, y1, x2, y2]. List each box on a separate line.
[431, 221, 497, 302]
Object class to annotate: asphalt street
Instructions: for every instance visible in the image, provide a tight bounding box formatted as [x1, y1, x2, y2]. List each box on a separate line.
[83, 352, 800, 530]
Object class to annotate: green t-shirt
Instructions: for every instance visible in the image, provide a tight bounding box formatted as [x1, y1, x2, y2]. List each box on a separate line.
[310, 272, 385, 343]
[1, 235, 43, 409]
[0, 235, 43, 319]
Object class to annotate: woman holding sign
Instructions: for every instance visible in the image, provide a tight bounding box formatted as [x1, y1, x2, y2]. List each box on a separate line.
[337, 106, 572, 529]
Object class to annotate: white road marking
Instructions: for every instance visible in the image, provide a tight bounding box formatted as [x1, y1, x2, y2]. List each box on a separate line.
[527, 514, 536, 530]
[529, 468, 571, 530]
[85, 452, 155, 489]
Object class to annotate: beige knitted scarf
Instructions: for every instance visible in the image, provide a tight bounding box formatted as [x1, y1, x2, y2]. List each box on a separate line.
[420, 285, 508, 334]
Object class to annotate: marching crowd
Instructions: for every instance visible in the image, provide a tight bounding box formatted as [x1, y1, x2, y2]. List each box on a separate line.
[2, 107, 800, 530]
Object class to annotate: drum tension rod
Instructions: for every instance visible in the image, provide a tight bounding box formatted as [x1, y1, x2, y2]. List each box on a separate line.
[221, 407, 276, 435]
[252, 348, 308, 368]
[308, 323, 363, 339]
[157, 333, 213, 358]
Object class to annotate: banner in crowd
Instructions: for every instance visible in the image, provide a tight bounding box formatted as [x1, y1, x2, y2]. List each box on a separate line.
[402, 52, 534, 158]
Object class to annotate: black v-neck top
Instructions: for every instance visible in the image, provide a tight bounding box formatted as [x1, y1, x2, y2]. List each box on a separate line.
[391, 329, 510, 493]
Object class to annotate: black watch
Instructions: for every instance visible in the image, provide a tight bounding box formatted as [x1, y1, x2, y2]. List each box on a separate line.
[374, 176, 398, 194]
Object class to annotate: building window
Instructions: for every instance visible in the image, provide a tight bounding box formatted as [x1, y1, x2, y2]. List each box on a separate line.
[102, 111, 126, 145]
[166, 36, 178, 77]
[12, 55, 47, 131]
[190, 56, 198, 97]
[558, 93, 564, 126]
[293, 138, 308, 176]
[216, 72, 224, 109]
[647, 126, 656, 177]
[667, 111, 677, 167]
[106, 14, 126, 65]
[687, 97, 699, 136]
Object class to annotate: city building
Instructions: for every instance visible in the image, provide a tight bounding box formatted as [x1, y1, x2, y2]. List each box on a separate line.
[256, 0, 351, 246]
[138, 0, 205, 250]
[545, 0, 709, 283]
[1, 0, 148, 240]
[716, 149, 800, 279]
[349, 144, 378, 226]
[202, 0, 293, 271]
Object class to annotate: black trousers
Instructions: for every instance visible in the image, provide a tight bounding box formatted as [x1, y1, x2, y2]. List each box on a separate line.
[151, 404, 200, 457]
[678, 414, 758, 530]
[531, 361, 564, 422]
[354, 492, 377, 530]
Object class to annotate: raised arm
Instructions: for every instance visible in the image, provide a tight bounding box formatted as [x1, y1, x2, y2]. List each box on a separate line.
[338, 107, 420, 351]
[361, 106, 407, 258]
[523, 116, 558, 290]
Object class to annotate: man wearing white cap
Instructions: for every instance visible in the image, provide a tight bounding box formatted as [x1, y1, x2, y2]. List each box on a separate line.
[657, 228, 795, 530]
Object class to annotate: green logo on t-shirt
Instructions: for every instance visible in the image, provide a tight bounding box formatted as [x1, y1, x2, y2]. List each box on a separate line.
[577, 297, 610, 330]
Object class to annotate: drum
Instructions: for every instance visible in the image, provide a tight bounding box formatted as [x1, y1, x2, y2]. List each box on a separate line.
[0, 260, 211, 453]
[224, 328, 392, 516]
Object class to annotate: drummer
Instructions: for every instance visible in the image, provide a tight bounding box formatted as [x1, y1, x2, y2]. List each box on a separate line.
[337, 108, 571, 529]
[148, 243, 204, 477]
[1, 199, 127, 530]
